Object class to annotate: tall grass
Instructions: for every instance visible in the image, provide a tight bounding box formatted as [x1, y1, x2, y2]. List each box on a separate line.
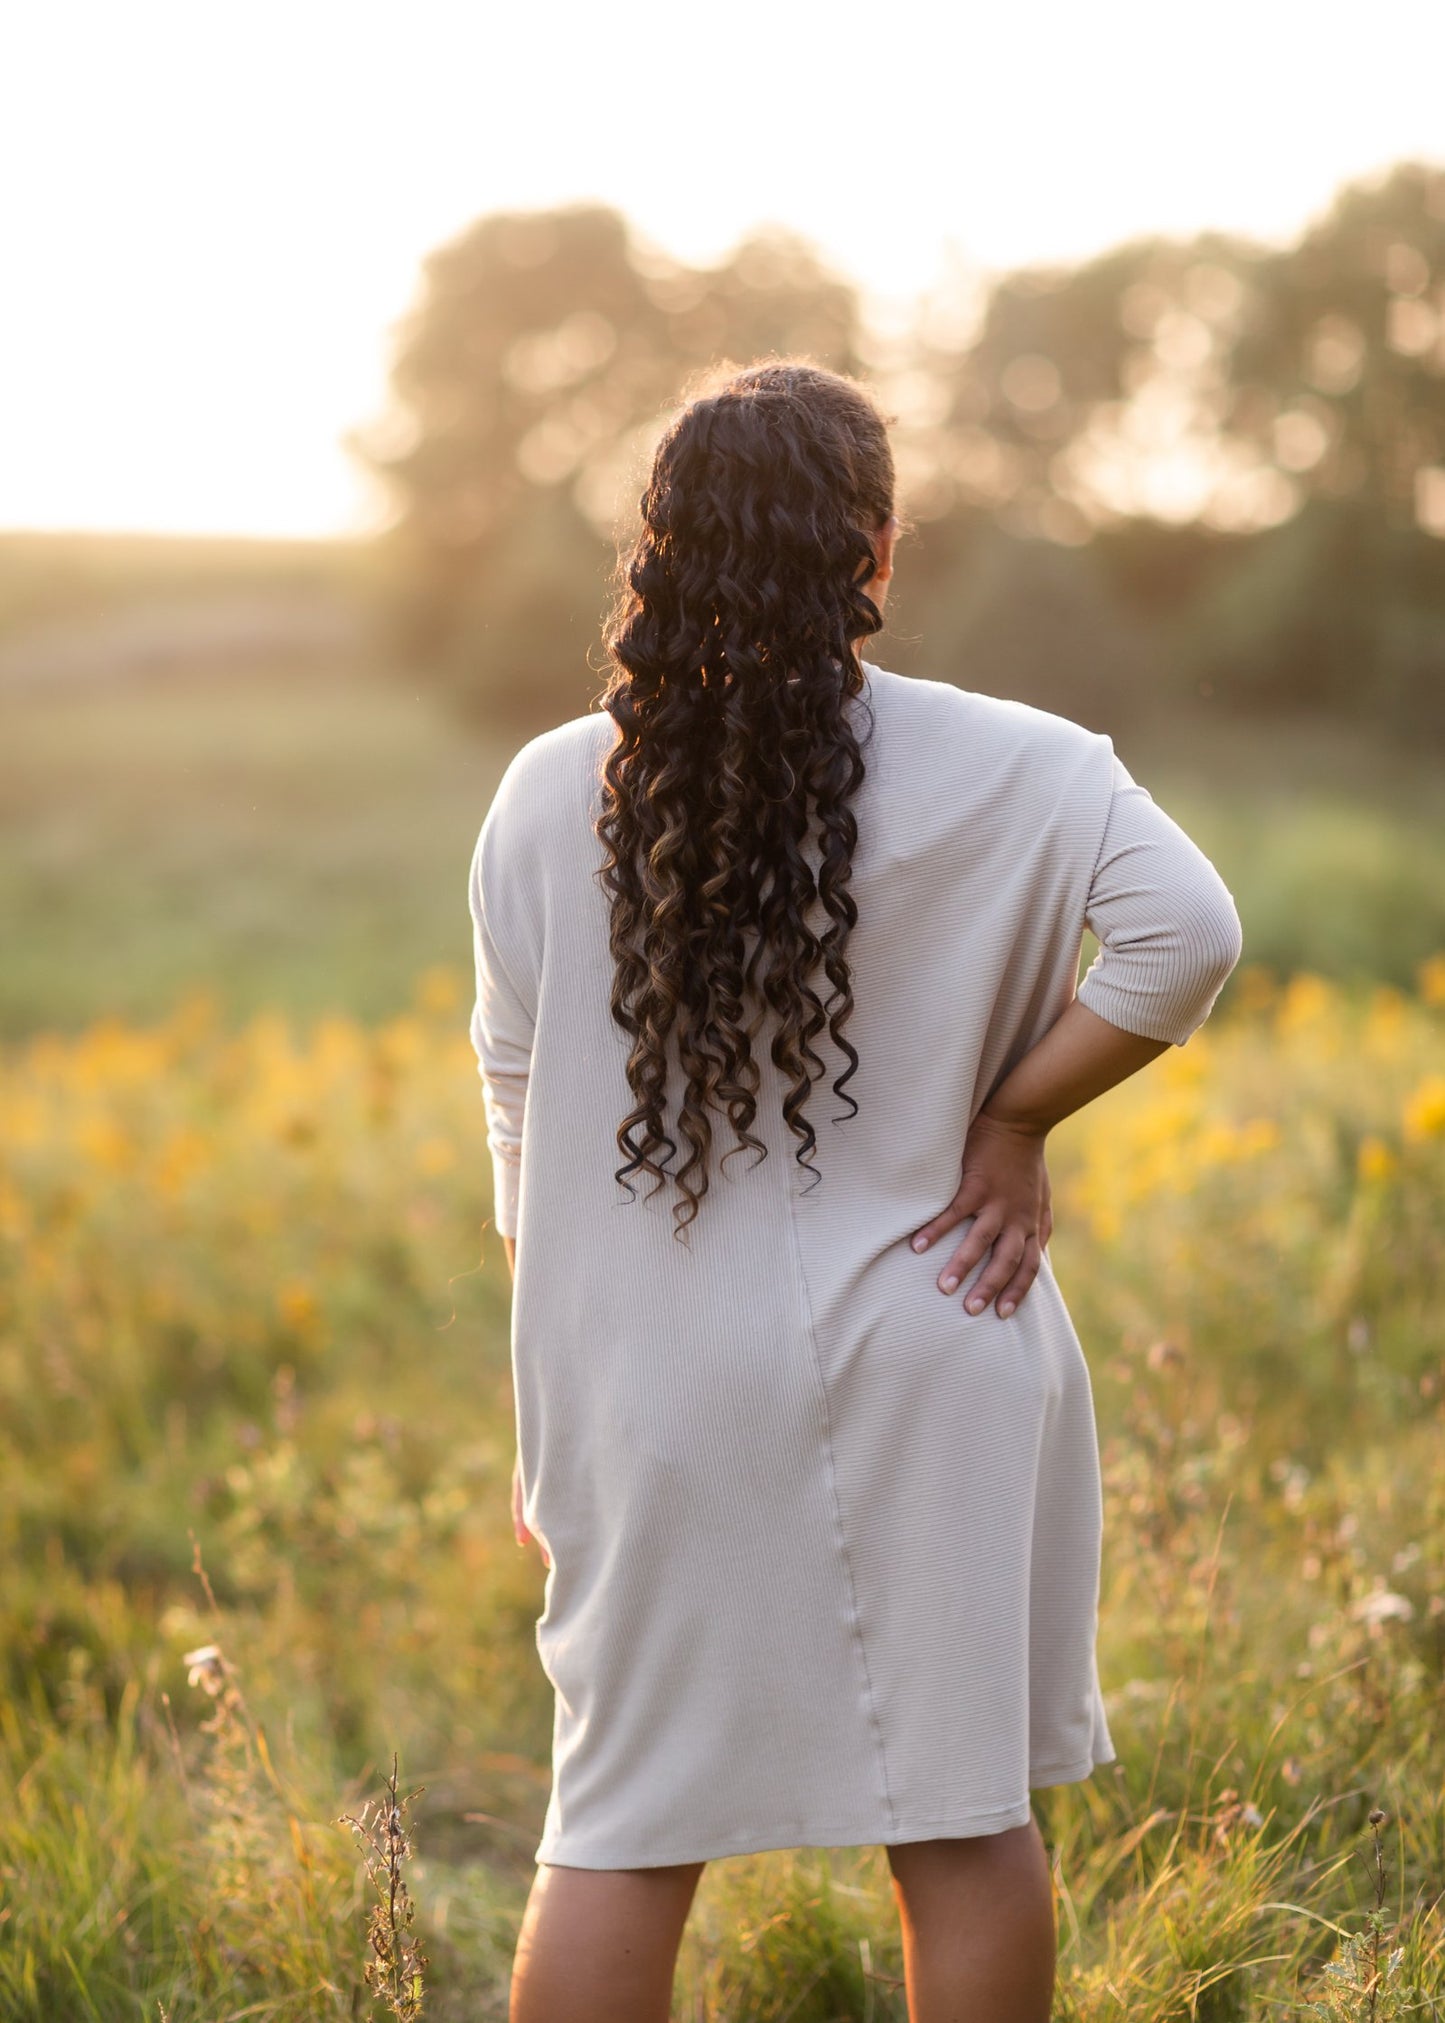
[2, 960, 1443, 2016]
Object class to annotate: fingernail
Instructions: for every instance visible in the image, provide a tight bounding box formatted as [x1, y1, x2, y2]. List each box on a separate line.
[967, 1296, 985, 1313]
[940, 1275, 958, 1294]
[912, 1235, 928, 1252]
[999, 1301, 1014, 1317]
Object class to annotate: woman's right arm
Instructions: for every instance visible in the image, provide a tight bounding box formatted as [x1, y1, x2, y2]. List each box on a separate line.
[468, 815, 534, 1253]
[468, 804, 548, 1564]
[911, 752, 1244, 1316]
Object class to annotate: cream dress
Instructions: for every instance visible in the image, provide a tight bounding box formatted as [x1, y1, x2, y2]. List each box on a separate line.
[468, 663, 1243, 1869]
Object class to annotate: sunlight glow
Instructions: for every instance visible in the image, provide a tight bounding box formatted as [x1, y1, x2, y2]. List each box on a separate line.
[2, 0, 1443, 537]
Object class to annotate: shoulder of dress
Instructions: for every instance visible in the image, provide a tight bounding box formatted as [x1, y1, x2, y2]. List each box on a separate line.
[862, 662, 1113, 772]
[480, 709, 617, 843]
[499, 707, 615, 787]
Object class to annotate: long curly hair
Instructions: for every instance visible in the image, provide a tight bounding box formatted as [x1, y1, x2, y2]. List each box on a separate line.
[595, 357, 901, 1237]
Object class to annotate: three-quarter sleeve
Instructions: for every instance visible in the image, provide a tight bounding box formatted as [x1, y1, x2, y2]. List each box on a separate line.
[468, 821, 536, 1239]
[1074, 753, 1243, 1046]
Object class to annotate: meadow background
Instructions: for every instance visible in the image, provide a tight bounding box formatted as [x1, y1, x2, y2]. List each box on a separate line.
[4, 144, 1445, 2019]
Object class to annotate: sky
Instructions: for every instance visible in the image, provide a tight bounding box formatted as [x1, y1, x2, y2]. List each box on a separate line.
[3, 0, 1443, 538]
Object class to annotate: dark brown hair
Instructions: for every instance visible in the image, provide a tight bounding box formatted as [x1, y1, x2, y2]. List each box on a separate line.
[595, 357, 900, 1236]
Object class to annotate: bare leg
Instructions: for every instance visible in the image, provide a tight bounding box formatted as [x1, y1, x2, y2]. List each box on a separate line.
[508, 1859, 706, 2023]
[886, 1816, 1055, 2023]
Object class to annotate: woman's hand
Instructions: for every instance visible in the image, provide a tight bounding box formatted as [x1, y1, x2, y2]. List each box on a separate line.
[512, 1451, 550, 1567]
[909, 1107, 1053, 1318]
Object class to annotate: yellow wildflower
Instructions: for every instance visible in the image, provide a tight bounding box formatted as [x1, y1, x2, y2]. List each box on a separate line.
[1275, 972, 1335, 1038]
[73, 1113, 133, 1171]
[1403, 1074, 1445, 1141]
[277, 1280, 321, 1332]
[153, 1125, 212, 1199]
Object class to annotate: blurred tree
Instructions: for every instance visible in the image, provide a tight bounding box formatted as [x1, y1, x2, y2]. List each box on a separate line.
[1196, 162, 1445, 736]
[1174, 495, 1445, 736]
[899, 162, 1445, 739]
[1228, 160, 1445, 528]
[900, 228, 1275, 541]
[893, 513, 1167, 733]
[906, 162, 1445, 541]
[354, 170, 1445, 743]
[352, 203, 865, 727]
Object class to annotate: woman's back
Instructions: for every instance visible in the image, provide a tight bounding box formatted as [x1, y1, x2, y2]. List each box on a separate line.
[468, 656, 1241, 1869]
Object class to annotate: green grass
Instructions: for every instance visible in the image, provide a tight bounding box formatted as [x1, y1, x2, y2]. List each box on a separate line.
[1117, 700, 1445, 990]
[3, 656, 1444, 1042]
[0, 659, 513, 1036]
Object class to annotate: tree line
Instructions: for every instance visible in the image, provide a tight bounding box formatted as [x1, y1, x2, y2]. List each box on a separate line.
[351, 160, 1445, 742]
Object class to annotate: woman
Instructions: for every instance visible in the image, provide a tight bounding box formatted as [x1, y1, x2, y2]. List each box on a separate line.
[468, 358, 1243, 2022]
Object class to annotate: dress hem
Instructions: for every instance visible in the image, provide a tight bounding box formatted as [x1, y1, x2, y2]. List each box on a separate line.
[533, 1751, 1114, 1868]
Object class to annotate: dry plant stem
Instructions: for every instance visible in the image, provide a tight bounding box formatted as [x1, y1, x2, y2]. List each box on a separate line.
[338, 1754, 428, 2022]
[1367, 1807, 1386, 2023]
[188, 1528, 222, 1616]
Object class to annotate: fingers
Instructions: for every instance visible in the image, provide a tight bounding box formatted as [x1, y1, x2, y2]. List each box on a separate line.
[956, 1227, 1029, 1315]
[910, 1120, 1053, 1314]
[936, 1213, 1001, 1299]
[926, 1221, 1043, 1317]
[910, 1172, 988, 1256]
[515, 1506, 551, 1568]
[509, 1464, 538, 1553]
[993, 1235, 1043, 1318]
[512, 1456, 551, 1566]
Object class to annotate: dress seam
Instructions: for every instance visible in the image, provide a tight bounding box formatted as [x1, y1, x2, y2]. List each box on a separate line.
[781, 1163, 900, 1838]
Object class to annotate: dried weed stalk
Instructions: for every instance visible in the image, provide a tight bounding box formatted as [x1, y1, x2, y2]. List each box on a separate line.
[339, 1754, 428, 2020]
[1304, 1807, 1426, 2021]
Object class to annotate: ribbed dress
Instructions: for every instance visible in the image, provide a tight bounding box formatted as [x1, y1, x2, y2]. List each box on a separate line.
[467, 662, 1244, 1870]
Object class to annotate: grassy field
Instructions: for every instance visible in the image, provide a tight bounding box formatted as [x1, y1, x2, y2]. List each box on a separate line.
[0, 659, 506, 1037]
[0, 530, 367, 642]
[3, 961, 1444, 2018]
[4, 653, 1445, 1039]
[4, 638, 1445, 2015]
